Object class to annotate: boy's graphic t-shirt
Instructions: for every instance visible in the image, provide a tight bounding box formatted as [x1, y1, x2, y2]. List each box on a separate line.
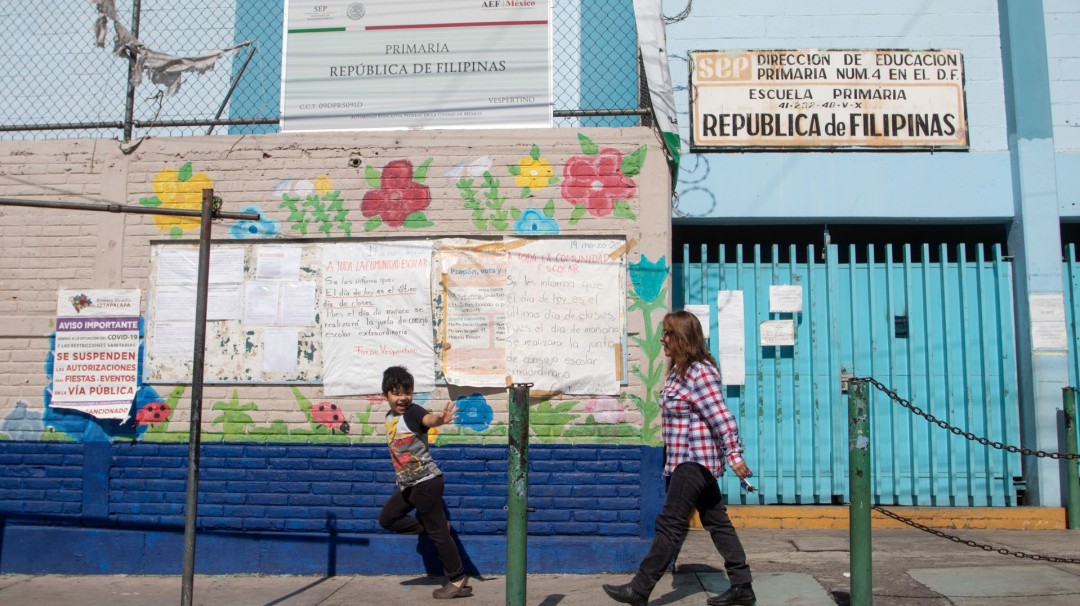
[385, 404, 441, 488]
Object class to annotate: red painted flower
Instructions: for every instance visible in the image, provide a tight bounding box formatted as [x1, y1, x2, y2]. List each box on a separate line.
[561, 148, 638, 217]
[361, 160, 431, 227]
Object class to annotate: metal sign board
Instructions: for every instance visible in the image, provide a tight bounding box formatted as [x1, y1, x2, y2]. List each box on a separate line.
[690, 49, 968, 150]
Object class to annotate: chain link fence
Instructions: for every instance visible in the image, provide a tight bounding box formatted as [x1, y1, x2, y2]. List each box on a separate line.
[1, 0, 648, 140]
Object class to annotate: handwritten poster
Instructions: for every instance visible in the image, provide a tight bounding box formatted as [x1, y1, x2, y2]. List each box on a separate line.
[505, 239, 624, 394]
[439, 240, 507, 387]
[51, 289, 142, 420]
[320, 242, 435, 395]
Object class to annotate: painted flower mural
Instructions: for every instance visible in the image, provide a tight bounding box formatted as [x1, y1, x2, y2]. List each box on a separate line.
[361, 159, 434, 230]
[138, 162, 214, 238]
[561, 135, 646, 223]
[584, 398, 628, 424]
[511, 145, 557, 193]
[512, 204, 560, 235]
[629, 254, 667, 304]
[454, 393, 494, 433]
[229, 205, 282, 239]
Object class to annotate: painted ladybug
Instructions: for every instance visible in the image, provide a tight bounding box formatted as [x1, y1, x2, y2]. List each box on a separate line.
[135, 402, 171, 425]
[311, 401, 349, 433]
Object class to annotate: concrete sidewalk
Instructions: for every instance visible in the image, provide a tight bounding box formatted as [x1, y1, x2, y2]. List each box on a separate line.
[1, 527, 1078, 605]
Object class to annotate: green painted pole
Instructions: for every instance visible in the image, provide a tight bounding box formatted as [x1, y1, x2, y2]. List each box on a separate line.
[849, 379, 872, 605]
[507, 383, 531, 606]
[1065, 388, 1079, 530]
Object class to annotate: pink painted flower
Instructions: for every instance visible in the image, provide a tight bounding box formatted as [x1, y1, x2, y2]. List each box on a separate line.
[585, 398, 628, 424]
[561, 148, 638, 217]
[361, 160, 431, 227]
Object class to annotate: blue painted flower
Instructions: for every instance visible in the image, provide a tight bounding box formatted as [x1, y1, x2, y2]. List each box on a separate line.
[454, 393, 493, 432]
[629, 254, 668, 303]
[513, 207, 560, 235]
[229, 205, 282, 239]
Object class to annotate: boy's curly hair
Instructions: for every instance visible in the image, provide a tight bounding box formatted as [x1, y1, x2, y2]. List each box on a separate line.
[382, 365, 414, 395]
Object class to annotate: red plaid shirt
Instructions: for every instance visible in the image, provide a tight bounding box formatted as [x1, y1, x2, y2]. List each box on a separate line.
[661, 361, 744, 477]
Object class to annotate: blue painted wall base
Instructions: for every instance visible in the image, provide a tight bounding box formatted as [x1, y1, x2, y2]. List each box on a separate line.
[0, 523, 652, 575]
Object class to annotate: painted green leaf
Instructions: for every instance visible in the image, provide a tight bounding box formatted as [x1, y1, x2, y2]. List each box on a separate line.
[365, 165, 381, 189]
[621, 145, 648, 177]
[578, 133, 599, 155]
[547, 175, 560, 186]
[169, 226, 184, 239]
[472, 218, 488, 230]
[543, 199, 555, 217]
[414, 157, 433, 182]
[364, 216, 382, 232]
[521, 186, 532, 198]
[139, 195, 162, 208]
[404, 212, 434, 229]
[178, 162, 193, 182]
[569, 204, 587, 225]
[510, 207, 522, 220]
[507, 164, 521, 176]
[613, 200, 638, 221]
[529, 144, 541, 161]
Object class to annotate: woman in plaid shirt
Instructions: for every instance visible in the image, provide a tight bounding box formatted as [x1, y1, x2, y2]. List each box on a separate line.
[603, 310, 756, 606]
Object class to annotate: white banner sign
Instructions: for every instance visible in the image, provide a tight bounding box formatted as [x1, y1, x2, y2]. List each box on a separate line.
[691, 49, 967, 149]
[52, 289, 142, 420]
[282, 0, 552, 131]
[320, 242, 435, 395]
[440, 240, 508, 387]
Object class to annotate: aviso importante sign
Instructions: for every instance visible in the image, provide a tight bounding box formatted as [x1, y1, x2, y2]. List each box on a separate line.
[281, 0, 552, 131]
[690, 49, 968, 150]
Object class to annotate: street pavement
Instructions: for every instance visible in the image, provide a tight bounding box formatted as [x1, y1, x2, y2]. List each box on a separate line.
[0, 527, 1078, 605]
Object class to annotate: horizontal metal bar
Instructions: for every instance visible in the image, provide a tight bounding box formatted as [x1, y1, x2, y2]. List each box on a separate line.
[0, 197, 260, 221]
[133, 118, 278, 128]
[553, 108, 648, 117]
[0, 122, 124, 132]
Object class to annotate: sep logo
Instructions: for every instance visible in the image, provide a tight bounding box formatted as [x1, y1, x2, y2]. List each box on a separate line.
[694, 52, 752, 82]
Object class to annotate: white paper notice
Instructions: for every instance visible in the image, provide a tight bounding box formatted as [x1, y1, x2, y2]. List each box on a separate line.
[684, 304, 710, 339]
[154, 284, 197, 321]
[769, 285, 803, 313]
[256, 246, 301, 281]
[209, 248, 246, 284]
[1029, 293, 1066, 322]
[244, 282, 281, 326]
[263, 328, 300, 372]
[153, 321, 196, 357]
[52, 289, 142, 420]
[717, 290, 746, 386]
[207, 283, 243, 320]
[760, 320, 796, 346]
[505, 239, 624, 395]
[1032, 321, 1068, 351]
[440, 241, 507, 387]
[279, 281, 317, 327]
[157, 247, 199, 284]
[320, 241, 436, 395]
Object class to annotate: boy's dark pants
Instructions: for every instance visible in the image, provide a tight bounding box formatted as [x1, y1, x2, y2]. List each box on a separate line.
[630, 462, 752, 597]
[379, 475, 464, 582]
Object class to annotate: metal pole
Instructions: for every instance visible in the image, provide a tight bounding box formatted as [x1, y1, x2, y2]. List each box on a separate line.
[206, 43, 256, 136]
[506, 383, 532, 606]
[122, 0, 142, 142]
[1065, 388, 1079, 530]
[0, 197, 258, 221]
[180, 189, 216, 606]
[849, 379, 872, 606]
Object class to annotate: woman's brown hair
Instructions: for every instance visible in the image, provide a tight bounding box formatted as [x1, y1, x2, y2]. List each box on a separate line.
[663, 310, 718, 377]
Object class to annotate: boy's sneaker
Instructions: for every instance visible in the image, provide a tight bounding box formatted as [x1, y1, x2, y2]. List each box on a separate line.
[433, 577, 473, 599]
[706, 582, 756, 606]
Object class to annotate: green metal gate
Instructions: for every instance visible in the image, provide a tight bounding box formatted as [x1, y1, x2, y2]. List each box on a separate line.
[674, 243, 1021, 506]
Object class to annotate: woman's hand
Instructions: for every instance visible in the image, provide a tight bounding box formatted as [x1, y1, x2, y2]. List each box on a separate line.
[730, 460, 751, 480]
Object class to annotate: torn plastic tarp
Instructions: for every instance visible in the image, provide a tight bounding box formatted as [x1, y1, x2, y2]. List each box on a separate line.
[92, 0, 249, 96]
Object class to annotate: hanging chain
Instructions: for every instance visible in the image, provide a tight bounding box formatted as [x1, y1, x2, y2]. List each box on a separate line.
[873, 506, 1080, 564]
[853, 376, 1080, 460]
